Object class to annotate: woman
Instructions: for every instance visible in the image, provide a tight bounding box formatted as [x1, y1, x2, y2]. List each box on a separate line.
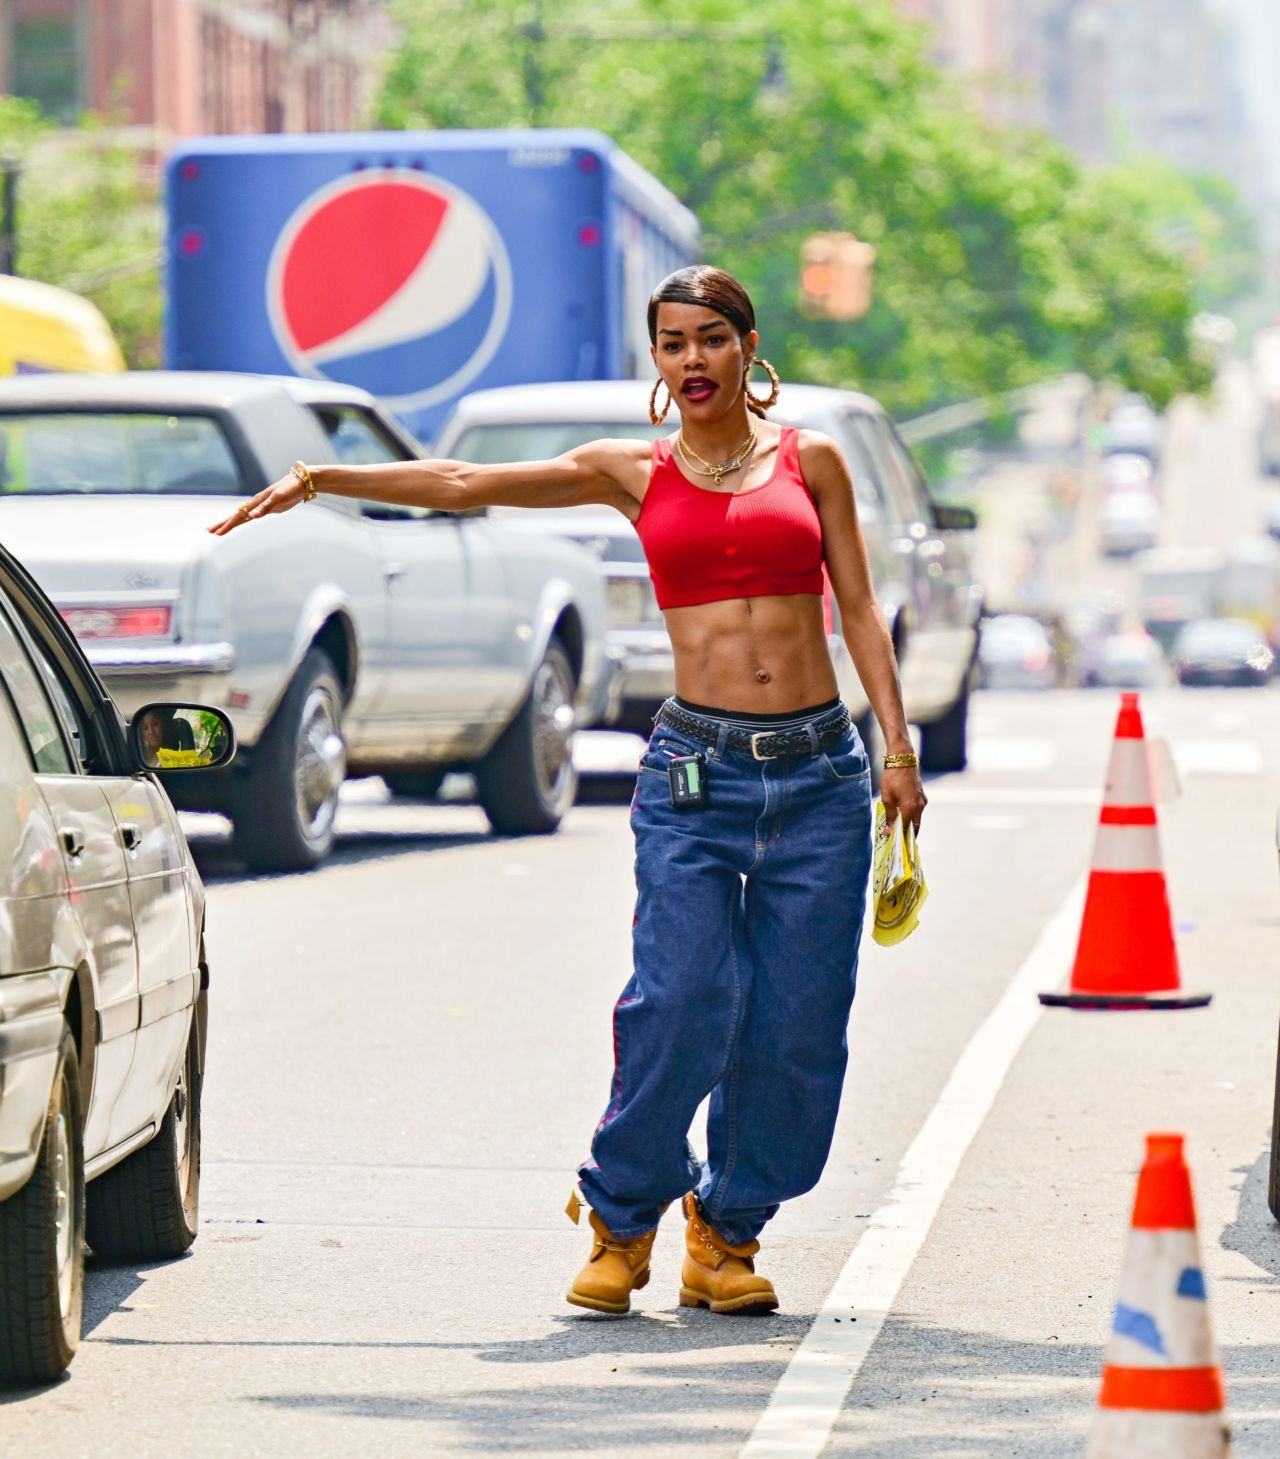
[211, 265, 926, 1317]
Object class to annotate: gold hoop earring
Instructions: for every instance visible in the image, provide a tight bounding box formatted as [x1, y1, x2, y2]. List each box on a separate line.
[649, 378, 673, 426]
[744, 357, 781, 415]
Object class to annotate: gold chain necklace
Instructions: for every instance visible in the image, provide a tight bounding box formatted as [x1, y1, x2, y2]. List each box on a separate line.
[676, 427, 757, 486]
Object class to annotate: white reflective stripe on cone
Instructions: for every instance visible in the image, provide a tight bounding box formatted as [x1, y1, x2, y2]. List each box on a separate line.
[1084, 1409, 1232, 1459]
[1091, 824, 1164, 873]
[1103, 741, 1157, 808]
[1106, 1230, 1216, 1370]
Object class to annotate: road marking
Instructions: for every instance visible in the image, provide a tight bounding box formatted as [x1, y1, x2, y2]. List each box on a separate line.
[1170, 739, 1265, 777]
[739, 877, 1086, 1459]
[966, 738, 1057, 772]
[927, 786, 1096, 806]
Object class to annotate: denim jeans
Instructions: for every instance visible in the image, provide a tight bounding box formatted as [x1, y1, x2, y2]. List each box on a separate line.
[577, 702, 874, 1244]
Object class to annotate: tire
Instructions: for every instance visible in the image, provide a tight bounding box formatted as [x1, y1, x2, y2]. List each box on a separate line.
[233, 648, 346, 872]
[919, 677, 970, 773]
[87, 1010, 201, 1263]
[383, 769, 447, 801]
[0, 1026, 85, 1384]
[1269, 1014, 1280, 1223]
[475, 638, 579, 836]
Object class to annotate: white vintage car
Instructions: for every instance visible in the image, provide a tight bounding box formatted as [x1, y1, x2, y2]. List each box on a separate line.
[0, 372, 611, 870]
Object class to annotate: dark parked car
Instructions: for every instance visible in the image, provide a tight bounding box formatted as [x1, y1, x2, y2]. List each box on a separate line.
[1171, 617, 1274, 687]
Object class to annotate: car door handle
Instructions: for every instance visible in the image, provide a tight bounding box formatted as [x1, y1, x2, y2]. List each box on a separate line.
[382, 562, 405, 581]
[118, 823, 142, 852]
[59, 826, 84, 859]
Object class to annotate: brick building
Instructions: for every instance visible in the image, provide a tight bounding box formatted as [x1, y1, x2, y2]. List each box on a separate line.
[0, 0, 391, 139]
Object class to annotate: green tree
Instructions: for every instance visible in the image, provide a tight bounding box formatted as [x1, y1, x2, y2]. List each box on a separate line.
[0, 97, 162, 367]
[374, 0, 1220, 411]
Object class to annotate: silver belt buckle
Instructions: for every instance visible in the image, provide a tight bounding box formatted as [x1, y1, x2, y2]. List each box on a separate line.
[750, 731, 781, 761]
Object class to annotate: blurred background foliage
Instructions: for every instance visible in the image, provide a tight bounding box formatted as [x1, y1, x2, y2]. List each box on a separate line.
[0, 95, 163, 368]
[377, 0, 1254, 412]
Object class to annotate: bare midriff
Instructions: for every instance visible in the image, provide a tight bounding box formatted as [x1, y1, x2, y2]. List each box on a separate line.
[664, 593, 839, 712]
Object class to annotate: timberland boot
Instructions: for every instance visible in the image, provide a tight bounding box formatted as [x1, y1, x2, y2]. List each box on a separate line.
[679, 1192, 778, 1314]
[565, 1190, 657, 1315]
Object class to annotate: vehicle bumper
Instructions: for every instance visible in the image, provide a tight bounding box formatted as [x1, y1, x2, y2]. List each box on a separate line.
[87, 642, 236, 717]
[0, 972, 64, 1202]
[600, 630, 676, 722]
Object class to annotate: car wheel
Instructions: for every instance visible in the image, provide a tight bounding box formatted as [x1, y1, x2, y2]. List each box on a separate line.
[919, 677, 970, 774]
[233, 647, 346, 872]
[87, 1009, 201, 1263]
[0, 1025, 84, 1384]
[1270, 1015, 1280, 1223]
[475, 638, 578, 836]
[383, 769, 447, 801]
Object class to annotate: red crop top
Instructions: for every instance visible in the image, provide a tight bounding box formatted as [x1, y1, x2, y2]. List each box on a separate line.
[633, 427, 826, 610]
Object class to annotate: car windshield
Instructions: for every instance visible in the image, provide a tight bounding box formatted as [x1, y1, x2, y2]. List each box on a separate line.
[449, 421, 662, 463]
[1177, 620, 1257, 654]
[0, 412, 246, 496]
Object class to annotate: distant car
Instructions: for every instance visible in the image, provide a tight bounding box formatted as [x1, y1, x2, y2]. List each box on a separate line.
[1099, 452, 1155, 496]
[435, 380, 984, 772]
[1263, 486, 1280, 541]
[0, 539, 234, 1383]
[1087, 630, 1167, 689]
[1171, 617, 1275, 687]
[978, 614, 1057, 690]
[0, 371, 611, 870]
[1104, 396, 1161, 462]
[1100, 488, 1159, 556]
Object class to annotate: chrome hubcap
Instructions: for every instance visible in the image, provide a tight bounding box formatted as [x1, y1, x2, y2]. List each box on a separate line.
[52, 1110, 73, 1318]
[174, 1054, 192, 1195]
[294, 686, 345, 842]
[532, 656, 576, 806]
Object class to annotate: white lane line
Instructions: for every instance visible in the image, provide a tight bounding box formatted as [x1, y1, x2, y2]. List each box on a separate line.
[1170, 739, 1265, 777]
[926, 786, 1097, 806]
[965, 737, 1057, 772]
[739, 877, 1086, 1459]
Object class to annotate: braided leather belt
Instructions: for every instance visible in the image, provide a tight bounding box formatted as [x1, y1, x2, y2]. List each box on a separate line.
[658, 700, 851, 761]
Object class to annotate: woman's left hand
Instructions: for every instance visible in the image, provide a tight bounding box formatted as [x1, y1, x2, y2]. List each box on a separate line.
[880, 765, 926, 836]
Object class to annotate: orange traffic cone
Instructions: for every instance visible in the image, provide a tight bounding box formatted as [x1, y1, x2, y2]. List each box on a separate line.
[1041, 692, 1210, 1009]
[1084, 1133, 1232, 1458]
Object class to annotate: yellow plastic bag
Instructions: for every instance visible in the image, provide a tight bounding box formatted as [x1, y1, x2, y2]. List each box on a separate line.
[871, 801, 928, 946]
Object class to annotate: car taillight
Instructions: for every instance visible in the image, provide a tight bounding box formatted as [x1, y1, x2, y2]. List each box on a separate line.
[60, 605, 173, 639]
[1022, 649, 1051, 671]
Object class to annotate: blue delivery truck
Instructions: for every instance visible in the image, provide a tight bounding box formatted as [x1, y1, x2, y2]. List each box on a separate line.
[164, 128, 700, 441]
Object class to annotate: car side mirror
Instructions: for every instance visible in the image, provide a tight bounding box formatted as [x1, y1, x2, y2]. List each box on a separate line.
[933, 503, 978, 531]
[129, 703, 236, 773]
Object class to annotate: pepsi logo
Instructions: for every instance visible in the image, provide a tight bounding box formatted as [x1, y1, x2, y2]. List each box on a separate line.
[265, 169, 513, 411]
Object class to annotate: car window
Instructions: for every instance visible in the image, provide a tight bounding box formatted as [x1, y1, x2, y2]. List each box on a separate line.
[0, 412, 244, 496]
[828, 413, 885, 513]
[310, 405, 414, 466]
[880, 421, 935, 522]
[851, 416, 925, 527]
[449, 422, 663, 462]
[309, 404, 431, 522]
[0, 603, 75, 774]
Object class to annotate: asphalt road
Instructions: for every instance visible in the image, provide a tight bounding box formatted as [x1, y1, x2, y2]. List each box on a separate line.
[6, 376, 1280, 1456]
[1, 680, 1277, 1459]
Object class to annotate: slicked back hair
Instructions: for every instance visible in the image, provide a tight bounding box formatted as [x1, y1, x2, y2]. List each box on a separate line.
[646, 265, 756, 345]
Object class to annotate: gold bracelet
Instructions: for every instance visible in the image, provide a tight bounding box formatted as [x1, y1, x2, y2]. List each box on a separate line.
[291, 460, 318, 502]
[883, 752, 920, 770]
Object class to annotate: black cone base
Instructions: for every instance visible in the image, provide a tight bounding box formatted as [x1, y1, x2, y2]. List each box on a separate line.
[1038, 990, 1212, 1011]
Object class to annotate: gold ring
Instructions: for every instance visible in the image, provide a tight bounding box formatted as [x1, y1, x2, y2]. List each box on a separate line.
[236, 505, 252, 518]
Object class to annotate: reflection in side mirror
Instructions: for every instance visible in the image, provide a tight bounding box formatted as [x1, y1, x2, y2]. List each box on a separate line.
[130, 703, 236, 773]
[933, 503, 978, 531]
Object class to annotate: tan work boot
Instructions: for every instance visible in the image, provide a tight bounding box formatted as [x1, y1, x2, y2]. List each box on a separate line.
[565, 1191, 657, 1315]
[679, 1192, 778, 1314]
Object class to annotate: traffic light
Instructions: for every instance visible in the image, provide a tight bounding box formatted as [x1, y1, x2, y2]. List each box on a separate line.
[799, 232, 876, 320]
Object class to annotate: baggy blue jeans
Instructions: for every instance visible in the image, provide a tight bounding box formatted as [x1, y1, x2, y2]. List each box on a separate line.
[578, 702, 874, 1245]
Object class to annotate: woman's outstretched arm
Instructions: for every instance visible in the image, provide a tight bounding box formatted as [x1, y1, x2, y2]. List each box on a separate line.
[208, 438, 638, 536]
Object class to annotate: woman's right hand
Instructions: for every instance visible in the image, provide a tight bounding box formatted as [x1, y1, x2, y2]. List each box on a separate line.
[208, 471, 309, 536]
